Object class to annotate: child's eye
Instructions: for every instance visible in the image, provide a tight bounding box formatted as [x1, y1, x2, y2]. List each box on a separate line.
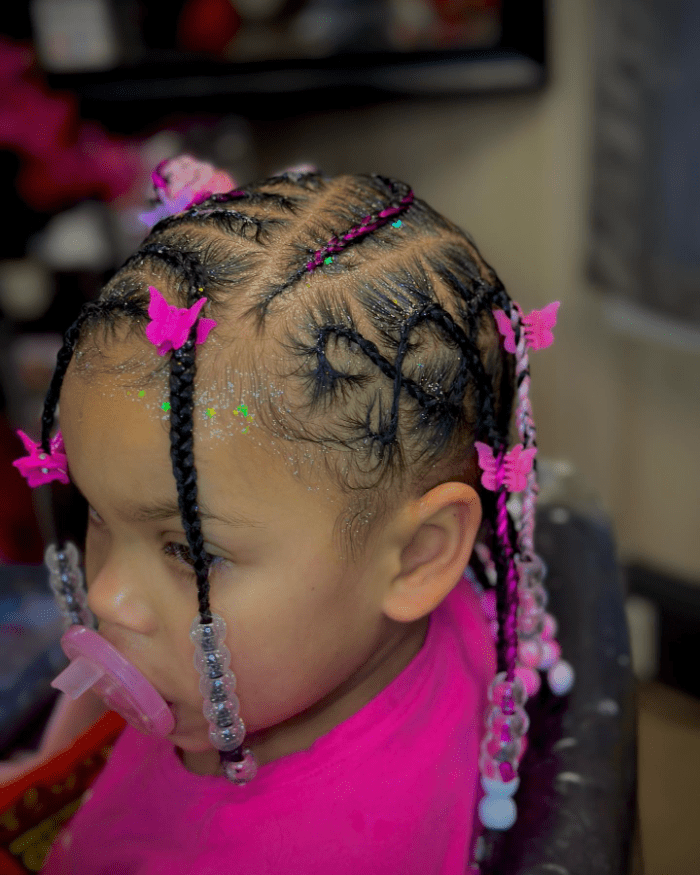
[164, 542, 223, 574]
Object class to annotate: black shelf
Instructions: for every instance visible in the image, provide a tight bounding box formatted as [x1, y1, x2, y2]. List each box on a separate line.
[38, 0, 546, 130]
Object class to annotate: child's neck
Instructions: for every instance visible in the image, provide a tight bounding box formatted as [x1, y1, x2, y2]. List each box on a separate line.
[177, 746, 224, 776]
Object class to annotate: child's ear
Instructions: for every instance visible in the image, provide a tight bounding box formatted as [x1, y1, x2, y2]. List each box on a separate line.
[382, 482, 482, 623]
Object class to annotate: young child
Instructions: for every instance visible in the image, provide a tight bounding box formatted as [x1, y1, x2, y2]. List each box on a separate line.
[11, 158, 573, 874]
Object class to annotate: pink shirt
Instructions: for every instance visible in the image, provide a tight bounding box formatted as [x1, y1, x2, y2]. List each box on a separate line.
[43, 573, 495, 875]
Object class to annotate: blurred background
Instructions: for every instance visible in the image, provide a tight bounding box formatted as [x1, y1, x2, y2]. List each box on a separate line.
[0, 1, 698, 872]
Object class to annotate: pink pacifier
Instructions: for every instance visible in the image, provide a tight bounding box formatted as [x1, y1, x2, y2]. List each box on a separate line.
[51, 626, 175, 737]
[46, 542, 175, 737]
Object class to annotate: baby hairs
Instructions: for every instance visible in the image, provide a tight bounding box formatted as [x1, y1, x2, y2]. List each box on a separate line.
[30, 161, 573, 833]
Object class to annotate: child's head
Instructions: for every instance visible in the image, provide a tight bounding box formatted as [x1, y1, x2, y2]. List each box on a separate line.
[61, 171, 514, 550]
[24, 162, 569, 822]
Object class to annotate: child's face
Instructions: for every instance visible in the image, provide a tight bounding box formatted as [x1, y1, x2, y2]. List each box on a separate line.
[60, 354, 423, 764]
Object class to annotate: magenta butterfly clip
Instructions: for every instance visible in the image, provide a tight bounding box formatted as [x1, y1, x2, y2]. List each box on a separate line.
[13, 430, 69, 488]
[493, 301, 560, 354]
[145, 286, 217, 356]
[474, 442, 537, 493]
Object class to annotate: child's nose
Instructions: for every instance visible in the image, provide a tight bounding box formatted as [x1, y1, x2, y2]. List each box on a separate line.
[86, 551, 159, 636]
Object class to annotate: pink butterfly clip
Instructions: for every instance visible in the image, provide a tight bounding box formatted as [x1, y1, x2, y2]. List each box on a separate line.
[13, 430, 69, 488]
[493, 301, 560, 354]
[145, 286, 217, 356]
[474, 442, 537, 493]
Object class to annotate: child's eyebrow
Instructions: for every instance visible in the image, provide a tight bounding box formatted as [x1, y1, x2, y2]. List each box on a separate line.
[74, 474, 262, 529]
[124, 499, 263, 529]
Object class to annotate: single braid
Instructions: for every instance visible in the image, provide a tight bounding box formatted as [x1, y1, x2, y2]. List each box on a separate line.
[168, 333, 213, 621]
[149, 208, 271, 242]
[479, 300, 522, 684]
[139, 243, 217, 621]
[305, 180, 415, 273]
[509, 302, 539, 562]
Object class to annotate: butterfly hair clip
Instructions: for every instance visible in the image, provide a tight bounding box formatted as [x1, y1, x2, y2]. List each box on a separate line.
[493, 301, 560, 354]
[474, 442, 537, 493]
[13, 430, 69, 488]
[145, 286, 217, 356]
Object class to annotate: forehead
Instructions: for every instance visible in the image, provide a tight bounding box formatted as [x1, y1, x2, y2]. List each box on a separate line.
[59, 335, 340, 520]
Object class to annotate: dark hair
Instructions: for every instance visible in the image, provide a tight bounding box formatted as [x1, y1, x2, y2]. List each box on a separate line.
[42, 171, 521, 698]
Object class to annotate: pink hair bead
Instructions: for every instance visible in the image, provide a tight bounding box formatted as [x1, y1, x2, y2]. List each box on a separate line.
[518, 584, 548, 615]
[488, 672, 527, 711]
[517, 638, 542, 668]
[515, 665, 541, 698]
[479, 747, 519, 781]
[484, 733, 523, 761]
[541, 612, 558, 640]
[517, 612, 545, 638]
[487, 705, 530, 738]
[539, 639, 562, 671]
[224, 750, 258, 783]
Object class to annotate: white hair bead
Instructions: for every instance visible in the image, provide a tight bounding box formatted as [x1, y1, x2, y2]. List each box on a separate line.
[478, 795, 517, 830]
[548, 659, 575, 695]
[481, 775, 520, 797]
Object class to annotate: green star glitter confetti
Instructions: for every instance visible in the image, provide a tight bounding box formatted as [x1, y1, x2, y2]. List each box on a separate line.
[324, 256, 333, 265]
[205, 408, 216, 418]
[234, 404, 249, 418]
[392, 219, 402, 228]
[162, 401, 171, 412]
[138, 390, 146, 398]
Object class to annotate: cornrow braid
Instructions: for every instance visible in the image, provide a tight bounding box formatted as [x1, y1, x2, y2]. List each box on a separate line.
[137, 243, 210, 293]
[209, 189, 301, 210]
[305, 179, 415, 273]
[253, 176, 415, 322]
[149, 208, 272, 242]
[148, 188, 302, 242]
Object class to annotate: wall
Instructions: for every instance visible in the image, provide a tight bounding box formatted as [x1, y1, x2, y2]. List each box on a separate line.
[253, 0, 700, 582]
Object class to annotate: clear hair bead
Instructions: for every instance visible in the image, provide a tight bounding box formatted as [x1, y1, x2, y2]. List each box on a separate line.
[45, 542, 97, 629]
[487, 672, 527, 711]
[190, 612, 258, 784]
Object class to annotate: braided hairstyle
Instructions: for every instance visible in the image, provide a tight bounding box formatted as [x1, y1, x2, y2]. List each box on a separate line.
[42, 169, 528, 761]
